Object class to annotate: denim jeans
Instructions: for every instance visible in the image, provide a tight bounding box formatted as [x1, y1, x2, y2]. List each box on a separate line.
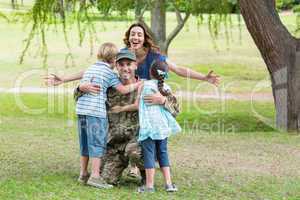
[77, 115, 108, 157]
[141, 137, 170, 169]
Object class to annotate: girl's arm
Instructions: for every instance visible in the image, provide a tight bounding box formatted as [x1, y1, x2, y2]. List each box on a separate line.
[115, 81, 142, 95]
[166, 59, 220, 86]
[143, 91, 180, 117]
[44, 71, 85, 86]
[111, 84, 143, 113]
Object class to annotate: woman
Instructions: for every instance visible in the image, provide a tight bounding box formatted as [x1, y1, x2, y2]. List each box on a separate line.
[123, 23, 220, 85]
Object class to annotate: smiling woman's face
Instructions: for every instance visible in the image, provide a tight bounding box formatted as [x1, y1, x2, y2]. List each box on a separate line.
[129, 26, 145, 50]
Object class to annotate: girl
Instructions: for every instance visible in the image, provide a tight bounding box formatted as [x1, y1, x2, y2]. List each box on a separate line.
[111, 60, 181, 193]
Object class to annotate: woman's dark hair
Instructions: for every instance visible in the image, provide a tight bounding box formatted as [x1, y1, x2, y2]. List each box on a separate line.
[150, 60, 171, 96]
[123, 23, 160, 53]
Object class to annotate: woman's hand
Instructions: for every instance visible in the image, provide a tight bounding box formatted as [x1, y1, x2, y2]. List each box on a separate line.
[79, 82, 101, 94]
[44, 74, 64, 86]
[110, 106, 124, 113]
[143, 92, 166, 105]
[204, 70, 220, 86]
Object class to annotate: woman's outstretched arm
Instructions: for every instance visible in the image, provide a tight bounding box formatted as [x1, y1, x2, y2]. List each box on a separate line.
[166, 59, 220, 86]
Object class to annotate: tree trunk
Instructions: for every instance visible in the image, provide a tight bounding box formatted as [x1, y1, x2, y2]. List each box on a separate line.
[138, 0, 190, 55]
[11, 0, 16, 9]
[151, 0, 167, 54]
[58, 0, 65, 20]
[65, 0, 73, 12]
[239, 0, 300, 131]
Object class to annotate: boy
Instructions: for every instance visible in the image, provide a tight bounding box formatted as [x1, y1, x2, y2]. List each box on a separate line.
[76, 43, 141, 188]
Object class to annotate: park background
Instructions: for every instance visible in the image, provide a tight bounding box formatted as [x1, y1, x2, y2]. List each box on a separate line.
[0, 0, 300, 199]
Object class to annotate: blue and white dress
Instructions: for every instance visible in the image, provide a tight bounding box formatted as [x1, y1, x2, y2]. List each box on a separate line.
[138, 80, 181, 142]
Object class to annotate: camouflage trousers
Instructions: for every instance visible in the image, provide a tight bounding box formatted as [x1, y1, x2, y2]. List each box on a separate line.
[101, 138, 144, 185]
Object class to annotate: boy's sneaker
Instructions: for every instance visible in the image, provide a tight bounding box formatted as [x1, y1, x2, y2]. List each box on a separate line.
[165, 184, 178, 192]
[77, 173, 90, 184]
[137, 185, 155, 193]
[86, 176, 113, 189]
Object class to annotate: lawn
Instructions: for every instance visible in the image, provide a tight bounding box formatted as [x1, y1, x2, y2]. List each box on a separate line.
[1, 94, 300, 199]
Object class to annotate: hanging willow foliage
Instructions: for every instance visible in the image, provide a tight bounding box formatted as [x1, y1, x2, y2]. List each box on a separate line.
[19, 0, 98, 68]
[193, 0, 240, 50]
[8, 0, 300, 69]
[18, 0, 240, 67]
[0, 11, 10, 22]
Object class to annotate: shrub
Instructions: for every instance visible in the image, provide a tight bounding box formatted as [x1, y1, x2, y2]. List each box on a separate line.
[276, 0, 297, 10]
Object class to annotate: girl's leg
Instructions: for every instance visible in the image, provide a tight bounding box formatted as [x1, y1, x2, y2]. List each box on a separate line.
[156, 139, 172, 185]
[141, 138, 156, 188]
[145, 168, 155, 188]
[160, 167, 172, 185]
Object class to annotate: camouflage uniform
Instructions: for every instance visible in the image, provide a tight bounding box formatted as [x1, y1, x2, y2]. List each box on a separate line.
[74, 85, 180, 185]
[100, 87, 141, 184]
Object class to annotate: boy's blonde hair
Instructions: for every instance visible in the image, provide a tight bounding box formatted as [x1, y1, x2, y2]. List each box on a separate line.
[97, 42, 118, 63]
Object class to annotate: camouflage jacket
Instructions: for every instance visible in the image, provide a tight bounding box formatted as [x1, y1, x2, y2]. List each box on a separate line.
[106, 87, 139, 146]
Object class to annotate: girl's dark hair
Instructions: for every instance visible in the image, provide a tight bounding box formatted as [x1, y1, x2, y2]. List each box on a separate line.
[150, 60, 170, 96]
[123, 23, 160, 53]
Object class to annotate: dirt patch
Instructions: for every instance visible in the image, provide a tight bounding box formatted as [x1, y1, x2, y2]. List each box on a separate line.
[170, 135, 300, 177]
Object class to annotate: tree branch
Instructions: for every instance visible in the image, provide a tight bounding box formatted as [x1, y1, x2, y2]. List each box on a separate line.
[165, 3, 190, 50]
[135, 0, 148, 21]
[138, 18, 155, 39]
[135, 1, 155, 40]
[172, 1, 183, 24]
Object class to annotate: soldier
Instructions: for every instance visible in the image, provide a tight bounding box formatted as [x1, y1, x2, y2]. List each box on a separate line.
[75, 49, 180, 185]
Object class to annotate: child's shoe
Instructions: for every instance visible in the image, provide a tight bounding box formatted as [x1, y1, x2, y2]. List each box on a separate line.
[87, 176, 113, 189]
[165, 184, 178, 192]
[137, 185, 155, 193]
[77, 173, 90, 184]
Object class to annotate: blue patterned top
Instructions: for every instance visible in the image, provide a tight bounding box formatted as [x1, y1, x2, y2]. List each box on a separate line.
[138, 80, 181, 142]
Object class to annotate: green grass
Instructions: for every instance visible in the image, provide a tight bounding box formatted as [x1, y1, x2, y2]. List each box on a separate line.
[1, 94, 300, 199]
[0, 93, 276, 132]
[178, 100, 275, 132]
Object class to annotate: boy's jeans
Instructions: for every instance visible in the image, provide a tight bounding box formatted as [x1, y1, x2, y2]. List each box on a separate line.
[77, 115, 108, 157]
